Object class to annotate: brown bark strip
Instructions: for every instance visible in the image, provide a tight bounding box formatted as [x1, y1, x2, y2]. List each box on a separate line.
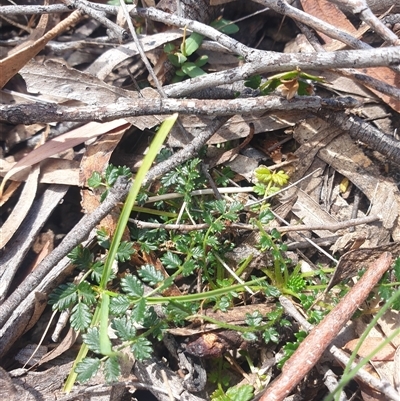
[259, 251, 393, 401]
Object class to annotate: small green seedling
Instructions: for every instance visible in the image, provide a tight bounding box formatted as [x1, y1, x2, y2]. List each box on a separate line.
[245, 68, 327, 99]
[164, 18, 239, 82]
[253, 165, 289, 198]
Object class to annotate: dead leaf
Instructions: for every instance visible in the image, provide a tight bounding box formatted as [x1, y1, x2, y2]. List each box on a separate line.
[299, 0, 400, 112]
[0, 11, 83, 88]
[20, 60, 137, 106]
[80, 123, 131, 233]
[357, 67, 400, 113]
[85, 30, 183, 80]
[39, 328, 78, 365]
[300, 0, 359, 47]
[345, 337, 396, 361]
[0, 367, 17, 401]
[295, 118, 400, 241]
[0, 119, 131, 197]
[0, 164, 40, 249]
[278, 78, 299, 100]
[24, 292, 48, 334]
[207, 123, 254, 167]
[327, 242, 400, 290]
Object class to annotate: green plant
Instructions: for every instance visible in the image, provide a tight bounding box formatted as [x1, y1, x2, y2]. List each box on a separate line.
[253, 165, 289, 198]
[49, 126, 400, 395]
[88, 165, 132, 202]
[49, 145, 309, 388]
[211, 384, 254, 401]
[245, 68, 327, 99]
[164, 19, 239, 82]
[277, 330, 307, 369]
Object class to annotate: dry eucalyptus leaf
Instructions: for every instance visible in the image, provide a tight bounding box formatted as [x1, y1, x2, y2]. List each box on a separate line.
[80, 124, 130, 234]
[39, 328, 78, 366]
[0, 119, 131, 196]
[0, 164, 40, 249]
[345, 337, 396, 361]
[300, 0, 359, 47]
[85, 30, 183, 80]
[327, 242, 400, 290]
[0, 11, 82, 88]
[20, 60, 137, 106]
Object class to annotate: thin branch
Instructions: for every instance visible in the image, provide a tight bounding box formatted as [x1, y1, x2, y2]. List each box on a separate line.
[294, 18, 400, 101]
[252, 1, 400, 75]
[134, 6, 254, 59]
[119, 1, 164, 94]
[0, 4, 73, 15]
[130, 215, 380, 234]
[60, 0, 126, 41]
[330, 0, 400, 45]
[253, 0, 366, 50]
[163, 46, 400, 97]
[0, 96, 359, 124]
[277, 215, 380, 233]
[1, 3, 399, 99]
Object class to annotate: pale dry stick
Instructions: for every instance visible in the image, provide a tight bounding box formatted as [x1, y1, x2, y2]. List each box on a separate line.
[277, 215, 380, 233]
[253, 0, 365, 50]
[317, 365, 348, 401]
[286, 235, 340, 251]
[1, 3, 399, 98]
[254, 0, 400, 75]
[213, 253, 255, 295]
[330, 0, 400, 45]
[0, 14, 33, 33]
[271, 210, 338, 264]
[119, 1, 164, 96]
[129, 215, 380, 233]
[60, 0, 126, 41]
[134, 6, 256, 59]
[0, 4, 73, 15]
[55, 381, 177, 401]
[144, 186, 255, 203]
[164, 46, 400, 98]
[258, 252, 393, 401]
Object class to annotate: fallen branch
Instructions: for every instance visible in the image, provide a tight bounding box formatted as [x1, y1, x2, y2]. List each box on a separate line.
[0, 96, 358, 124]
